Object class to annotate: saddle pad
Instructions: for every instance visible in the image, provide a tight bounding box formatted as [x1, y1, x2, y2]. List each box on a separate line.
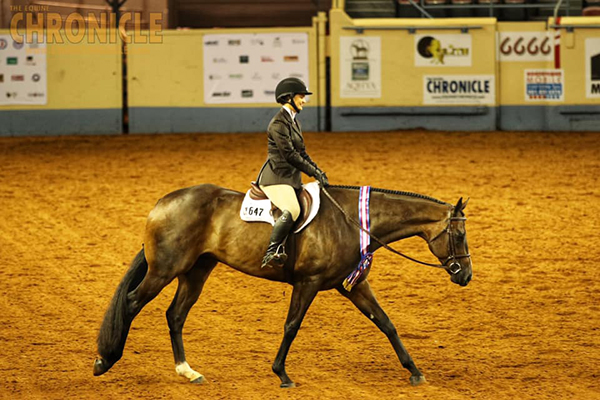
[239, 182, 321, 233]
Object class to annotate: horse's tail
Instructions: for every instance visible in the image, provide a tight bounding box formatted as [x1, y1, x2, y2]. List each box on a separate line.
[95, 248, 148, 374]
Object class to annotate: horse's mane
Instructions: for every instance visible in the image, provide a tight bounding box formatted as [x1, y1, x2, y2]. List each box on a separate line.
[328, 185, 449, 206]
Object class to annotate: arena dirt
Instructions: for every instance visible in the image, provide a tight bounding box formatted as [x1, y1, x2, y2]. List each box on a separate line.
[0, 130, 599, 399]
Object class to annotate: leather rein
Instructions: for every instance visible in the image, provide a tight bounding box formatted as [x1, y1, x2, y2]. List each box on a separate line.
[321, 187, 471, 275]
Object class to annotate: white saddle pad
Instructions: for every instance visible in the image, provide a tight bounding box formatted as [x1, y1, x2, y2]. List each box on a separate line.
[239, 182, 321, 233]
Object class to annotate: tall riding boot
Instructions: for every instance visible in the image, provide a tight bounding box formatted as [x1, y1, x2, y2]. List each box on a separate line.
[261, 210, 295, 268]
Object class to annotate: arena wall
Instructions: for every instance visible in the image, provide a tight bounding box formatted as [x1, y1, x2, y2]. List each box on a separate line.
[1, 10, 599, 136]
[329, 7, 600, 132]
[0, 30, 122, 136]
[329, 10, 498, 131]
[498, 18, 600, 131]
[126, 16, 325, 134]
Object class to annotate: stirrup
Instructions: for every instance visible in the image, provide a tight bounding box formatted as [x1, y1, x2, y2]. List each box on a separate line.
[261, 244, 287, 268]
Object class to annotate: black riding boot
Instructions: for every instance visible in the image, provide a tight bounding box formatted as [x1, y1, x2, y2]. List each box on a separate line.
[261, 210, 295, 268]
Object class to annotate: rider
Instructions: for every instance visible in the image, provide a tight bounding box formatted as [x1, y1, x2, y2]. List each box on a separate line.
[256, 77, 329, 268]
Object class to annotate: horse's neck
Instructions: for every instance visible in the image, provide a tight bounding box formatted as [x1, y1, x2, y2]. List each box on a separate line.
[369, 191, 450, 248]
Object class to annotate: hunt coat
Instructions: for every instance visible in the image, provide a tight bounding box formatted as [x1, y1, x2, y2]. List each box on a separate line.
[257, 108, 319, 189]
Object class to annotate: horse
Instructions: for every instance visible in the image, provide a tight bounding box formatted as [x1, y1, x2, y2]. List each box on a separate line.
[93, 183, 472, 387]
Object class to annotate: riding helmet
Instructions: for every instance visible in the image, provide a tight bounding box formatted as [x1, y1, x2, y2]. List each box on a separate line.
[275, 77, 312, 104]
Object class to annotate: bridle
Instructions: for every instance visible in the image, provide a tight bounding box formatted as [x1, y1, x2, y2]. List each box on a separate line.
[428, 216, 471, 275]
[321, 187, 471, 275]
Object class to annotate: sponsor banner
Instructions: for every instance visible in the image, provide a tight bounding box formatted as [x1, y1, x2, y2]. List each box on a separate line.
[525, 69, 564, 101]
[0, 34, 47, 105]
[340, 36, 381, 98]
[415, 34, 471, 67]
[203, 33, 309, 104]
[423, 75, 495, 105]
[498, 31, 553, 62]
[585, 38, 600, 98]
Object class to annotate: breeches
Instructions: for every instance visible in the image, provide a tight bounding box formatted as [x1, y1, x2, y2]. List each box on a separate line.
[260, 184, 301, 221]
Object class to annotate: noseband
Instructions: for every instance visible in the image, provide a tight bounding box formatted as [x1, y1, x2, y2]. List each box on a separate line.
[428, 216, 471, 275]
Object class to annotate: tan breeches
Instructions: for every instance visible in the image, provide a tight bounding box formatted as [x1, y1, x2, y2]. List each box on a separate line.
[260, 184, 301, 221]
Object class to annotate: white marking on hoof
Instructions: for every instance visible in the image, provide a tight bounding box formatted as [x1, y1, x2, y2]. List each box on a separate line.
[175, 361, 204, 382]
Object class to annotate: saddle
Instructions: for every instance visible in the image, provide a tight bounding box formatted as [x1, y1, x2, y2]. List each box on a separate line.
[239, 181, 320, 233]
[249, 182, 313, 229]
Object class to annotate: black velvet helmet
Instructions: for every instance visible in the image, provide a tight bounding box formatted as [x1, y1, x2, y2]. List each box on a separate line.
[275, 77, 312, 104]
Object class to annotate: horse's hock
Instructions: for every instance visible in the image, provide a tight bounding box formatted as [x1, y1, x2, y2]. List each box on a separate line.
[1, 130, 599, 400]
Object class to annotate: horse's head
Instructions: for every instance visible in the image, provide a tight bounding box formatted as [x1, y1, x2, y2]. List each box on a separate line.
[428, 198, 472, 287]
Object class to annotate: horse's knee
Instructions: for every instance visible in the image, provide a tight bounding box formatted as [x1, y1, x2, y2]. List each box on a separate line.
[283, 321, 301, 338]
[379, 319, 397, 338]
[166, 309, 182, 331]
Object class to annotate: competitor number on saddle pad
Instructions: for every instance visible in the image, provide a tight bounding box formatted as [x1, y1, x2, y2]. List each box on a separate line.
[239, 182, 321, 233]
[240, 196, 275, 225]
[243, 206, 267, 217]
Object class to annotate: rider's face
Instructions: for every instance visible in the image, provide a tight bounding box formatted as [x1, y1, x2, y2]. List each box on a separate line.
[293, 94, 306, 111]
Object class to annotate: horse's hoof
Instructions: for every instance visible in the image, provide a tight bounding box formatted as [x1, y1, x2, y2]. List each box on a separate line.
[410, 375, 427, 386]
[280, 382, 296, 388]
[191, 375, 206, 384]
[93, 357, 112, 376]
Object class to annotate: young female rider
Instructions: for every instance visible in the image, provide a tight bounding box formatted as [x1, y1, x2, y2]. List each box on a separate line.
[256, 77, 329, 268]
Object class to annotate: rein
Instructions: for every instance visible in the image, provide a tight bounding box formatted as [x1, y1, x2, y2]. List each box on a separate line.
[321, 186, 467, 273]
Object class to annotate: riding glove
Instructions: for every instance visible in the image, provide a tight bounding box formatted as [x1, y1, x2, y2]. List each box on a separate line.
[315, 169, 329, 187]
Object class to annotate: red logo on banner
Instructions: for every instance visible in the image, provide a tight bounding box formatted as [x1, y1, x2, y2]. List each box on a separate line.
[500, 37, 551, 56]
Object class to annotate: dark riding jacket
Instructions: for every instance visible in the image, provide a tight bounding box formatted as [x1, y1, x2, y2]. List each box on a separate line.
[257, 108, 319, 189]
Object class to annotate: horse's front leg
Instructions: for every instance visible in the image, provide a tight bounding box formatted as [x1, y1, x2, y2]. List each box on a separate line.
[272, 281, 320, 388]
[337, 279, 426, 386]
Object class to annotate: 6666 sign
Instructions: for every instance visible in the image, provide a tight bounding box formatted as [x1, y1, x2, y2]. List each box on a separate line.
[498, 31, 554, 62]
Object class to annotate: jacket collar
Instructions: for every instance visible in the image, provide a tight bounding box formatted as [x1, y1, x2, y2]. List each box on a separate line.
[282, 105, 296, 121]
[279, 108, 301, 133]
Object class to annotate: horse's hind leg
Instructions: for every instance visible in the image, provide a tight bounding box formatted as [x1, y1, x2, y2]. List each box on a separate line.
[337, 279, 426, 386]
[166, 255, 217, 384]
[95, 252, 175, 376]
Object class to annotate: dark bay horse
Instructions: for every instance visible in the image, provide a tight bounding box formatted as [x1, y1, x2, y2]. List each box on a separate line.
[94, 184, 472, 387]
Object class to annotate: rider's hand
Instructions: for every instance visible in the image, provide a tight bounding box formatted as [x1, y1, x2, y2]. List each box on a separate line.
[315, 169, 329, 187]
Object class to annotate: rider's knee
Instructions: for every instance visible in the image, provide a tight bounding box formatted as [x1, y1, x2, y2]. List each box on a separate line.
[288, 203, 300, 221]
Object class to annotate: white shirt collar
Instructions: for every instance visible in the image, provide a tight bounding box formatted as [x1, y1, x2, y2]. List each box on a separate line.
[282, 105, 296, 120]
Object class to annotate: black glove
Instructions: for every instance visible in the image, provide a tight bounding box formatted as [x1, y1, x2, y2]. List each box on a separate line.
[315, 169, 329, 187]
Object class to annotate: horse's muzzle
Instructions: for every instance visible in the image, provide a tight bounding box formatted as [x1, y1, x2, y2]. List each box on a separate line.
[450, 268, 472, 287]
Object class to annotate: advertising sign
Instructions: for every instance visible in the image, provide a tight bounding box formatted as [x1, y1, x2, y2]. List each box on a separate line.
[415, 34, 472, 67]
[0, 34, 47, 105]
[203, 33, 309, 104]
[585, 38, 600, 99]
[498, 31, 553, 62]
[525, 69, 564, 101]
[340, 36, 381, 98]
[423, 75, 495, 105]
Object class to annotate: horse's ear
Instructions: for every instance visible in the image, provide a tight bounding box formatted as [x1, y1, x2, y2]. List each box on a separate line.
[455, 197, 463, 212]
[461, 197, 470, 210]
[454, 197, 469, 216]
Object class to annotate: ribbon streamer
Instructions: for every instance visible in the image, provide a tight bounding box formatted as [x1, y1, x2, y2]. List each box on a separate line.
[343, 186, 373, 291]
